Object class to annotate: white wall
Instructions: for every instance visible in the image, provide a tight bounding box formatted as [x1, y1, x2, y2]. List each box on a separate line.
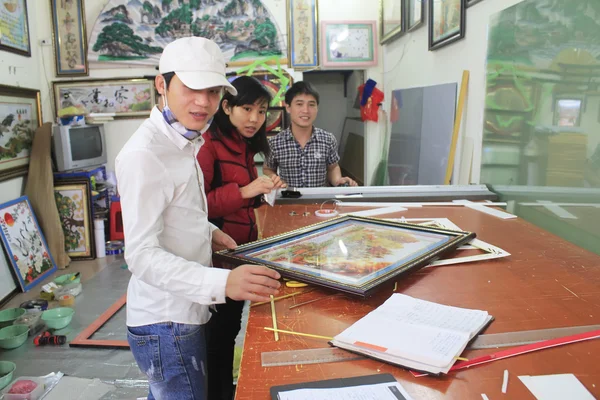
[382, 0, 525, 184]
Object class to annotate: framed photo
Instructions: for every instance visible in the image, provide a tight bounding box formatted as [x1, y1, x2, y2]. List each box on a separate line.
[53, 78, 157, 119]
[553, 97, 583, 127]
[321, 21, 378, 68]
[428, 0, 466, 51]
[266, 107, 288, 137]
[215, 215, 475, 297]
[54, 179, 95, 260]
[407, 0, 425, 32]
[0, 84, 42, 182]
[287, 0, 319, 69]
[0, 196, 57, 292]
[379, 0, 404, 44]
[0, 0, 31, 56]
[50, 0, 88, 76]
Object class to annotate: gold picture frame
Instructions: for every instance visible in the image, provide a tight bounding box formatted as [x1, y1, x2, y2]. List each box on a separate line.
[50, 0, 88, 76]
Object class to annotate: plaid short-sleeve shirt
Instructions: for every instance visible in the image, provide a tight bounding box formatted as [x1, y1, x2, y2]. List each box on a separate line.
[265, 127, 340, 187]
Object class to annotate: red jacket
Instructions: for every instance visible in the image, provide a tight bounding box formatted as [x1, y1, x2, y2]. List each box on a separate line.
[198, 129, 261, 246]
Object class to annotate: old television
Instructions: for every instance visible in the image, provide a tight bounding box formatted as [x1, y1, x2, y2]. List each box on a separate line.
[52, 124, 107, 171]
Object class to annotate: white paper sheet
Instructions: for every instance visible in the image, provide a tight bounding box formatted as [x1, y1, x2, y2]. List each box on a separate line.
[277, 381, 414, 400]
[518, 374, 595, 400]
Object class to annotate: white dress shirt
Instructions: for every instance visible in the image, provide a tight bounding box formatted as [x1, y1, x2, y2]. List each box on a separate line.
[116, 107, 230, 327]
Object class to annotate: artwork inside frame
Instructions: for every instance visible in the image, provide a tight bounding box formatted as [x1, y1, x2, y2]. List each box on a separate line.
[265, 106, 288, 137]
[0, 196, 57, 292]
[0, 84, 42, 183]
[215, 215, 475, 297]
[407, 0, 424, 32]
[53, 78, 157, 119]
[0, 0, 31, 57]
[553, 97, 583, 127]
[380, 0, 404, 45]
[321, 20, 378, 68]
[428, 0, 466, 51]
[50, 0, 89, 76]
[54, 178, 96, 260]
[287, 0, 319, 69]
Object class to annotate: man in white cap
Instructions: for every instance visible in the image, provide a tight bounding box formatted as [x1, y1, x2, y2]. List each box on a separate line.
[116, 37, 282, 400]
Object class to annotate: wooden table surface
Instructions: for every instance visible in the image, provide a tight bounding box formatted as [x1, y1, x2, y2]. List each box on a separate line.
[236, 204, 600, 400]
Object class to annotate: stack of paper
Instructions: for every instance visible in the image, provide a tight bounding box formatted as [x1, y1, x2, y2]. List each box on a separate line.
[330, 294, 493, 374]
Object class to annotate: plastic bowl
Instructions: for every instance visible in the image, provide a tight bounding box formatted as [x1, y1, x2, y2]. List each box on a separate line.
[0, 361, 16, 390]
[54, 273, 80, 286]
[0, 308, 26, 329]
[0, 325, 29, 350]
[41, 307, 74, 330]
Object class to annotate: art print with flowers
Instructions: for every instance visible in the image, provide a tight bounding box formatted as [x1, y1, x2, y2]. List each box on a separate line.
[0, 196, 57, 292]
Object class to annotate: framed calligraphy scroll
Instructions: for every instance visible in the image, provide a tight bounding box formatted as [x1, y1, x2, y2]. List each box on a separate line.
[50, 0, 88, 76]
[287, 0, 318, 70]
[0, 0, 31, 56]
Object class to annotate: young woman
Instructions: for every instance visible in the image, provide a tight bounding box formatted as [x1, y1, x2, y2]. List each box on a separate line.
[197, 75, 285, 400]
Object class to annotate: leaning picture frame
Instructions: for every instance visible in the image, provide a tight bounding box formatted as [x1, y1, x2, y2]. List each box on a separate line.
[0, 84, 42, 183]
[287, 0, 319, 69]
[53, 78, 157, 119]
[321, 21, 378, 68]
[428, 0, 466, 51]
[215, 215, 475, 297]
[50, 0, 88, 76]
[54, 178, 95, 260]
[0, 196, 57, 292]
[0, 0, 31, 57]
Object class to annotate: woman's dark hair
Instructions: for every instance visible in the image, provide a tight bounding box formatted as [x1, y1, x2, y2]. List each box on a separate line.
[210, 76, 272, 157]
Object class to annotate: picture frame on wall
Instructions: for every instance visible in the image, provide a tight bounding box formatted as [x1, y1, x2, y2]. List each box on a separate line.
[287, 0, 319, 70]
[428, 0, 466, 51]
[53, 179, 95, 260]
[0, 196, 57, 292]
[266, 107, 288, 137]
[379, 0, 404, 45]
[321, 21, 378, 68]
[50, 0, 88, 76]
[53, 78, 157, 119]
[215, 215, 475, 297]
[466, 0, 484, 7]
[0, 0, 31, 57]
[407, 0, 425, 32]
[0, 85, 42, 183]
[553, 97, 583, 127]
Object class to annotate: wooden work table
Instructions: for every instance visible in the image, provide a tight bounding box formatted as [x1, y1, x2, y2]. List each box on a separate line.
[235, 204, 600, 399]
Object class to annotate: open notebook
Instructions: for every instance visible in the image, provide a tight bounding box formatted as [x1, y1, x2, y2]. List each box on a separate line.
[330, 294, 493, 374]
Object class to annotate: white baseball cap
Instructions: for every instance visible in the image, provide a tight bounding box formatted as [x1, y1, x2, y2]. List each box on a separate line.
[159, 37, 237, 95]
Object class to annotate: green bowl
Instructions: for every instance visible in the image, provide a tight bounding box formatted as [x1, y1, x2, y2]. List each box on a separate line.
[0, 361, 16, 390]
[41, 307, 74, 330]
[54, 273, 80, 286]
[0, 325, 29, 350]
[0, 308, 26, 329]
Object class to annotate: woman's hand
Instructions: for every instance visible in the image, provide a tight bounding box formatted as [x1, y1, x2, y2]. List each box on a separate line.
[270, 174, 287, 190]
[240, 176, 274, 199]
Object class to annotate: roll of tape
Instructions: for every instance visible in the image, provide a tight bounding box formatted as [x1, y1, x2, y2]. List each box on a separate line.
[315, 209, 339, 218]
[58, 294, 75, 307]
[20, 299, 49, 311]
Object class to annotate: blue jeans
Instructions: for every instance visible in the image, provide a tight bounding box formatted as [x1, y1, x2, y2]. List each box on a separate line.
[127, 323, 207, 400]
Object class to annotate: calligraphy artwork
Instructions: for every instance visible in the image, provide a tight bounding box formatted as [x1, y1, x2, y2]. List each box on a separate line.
[0, 0, 31, 56]
[287, 0, 318, 69]
[50, 0, 88, 76]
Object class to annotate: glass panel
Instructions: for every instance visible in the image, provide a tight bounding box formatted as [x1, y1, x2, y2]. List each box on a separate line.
[481, 0, 600, 255]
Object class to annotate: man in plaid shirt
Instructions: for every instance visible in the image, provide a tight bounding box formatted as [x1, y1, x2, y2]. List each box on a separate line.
[263, 81, 358, 188]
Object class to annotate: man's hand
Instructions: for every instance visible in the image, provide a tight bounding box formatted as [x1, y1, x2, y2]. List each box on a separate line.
[212, 229, 237, 252]
[226, 264, 281, 302]
[335, 177, 358, 187]
[240, 176, 275, 199]
[270, 174, 287, 189]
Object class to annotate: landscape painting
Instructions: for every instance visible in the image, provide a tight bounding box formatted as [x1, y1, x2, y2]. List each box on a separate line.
[88, 0, 286, 66]
[54, 180, 95, 259]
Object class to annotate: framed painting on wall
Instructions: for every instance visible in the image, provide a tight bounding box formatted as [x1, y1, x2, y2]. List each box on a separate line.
[407, 0, 424, 32]
[0, 0, 31, 56]
[380, 0, 404, 44]
[287, 0, 318, 69]
[215, 215, 475, 297]
[50, 0, 88, 76]
[467, 0, 484, 7]
[428, 0, 466, 51]
[553, 97, 583, 127]
[0, 85, 42, 182]
[53, 78, 157, 119]
[321, 21, 378, 68]
[0, 196, 57, 292]
[54, 179, 95, 260]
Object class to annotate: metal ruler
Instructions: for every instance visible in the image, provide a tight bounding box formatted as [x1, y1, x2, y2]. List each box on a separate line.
[261, 324, 600, 367]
